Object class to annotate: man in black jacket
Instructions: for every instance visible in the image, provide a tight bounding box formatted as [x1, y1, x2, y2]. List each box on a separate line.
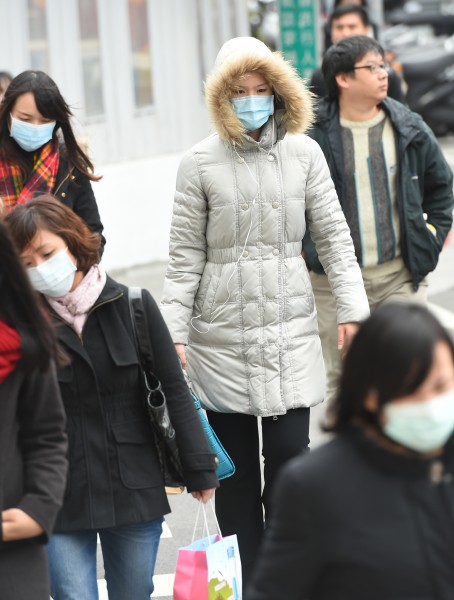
[303, 36, 453, 402]
[311, 5, 406, 103]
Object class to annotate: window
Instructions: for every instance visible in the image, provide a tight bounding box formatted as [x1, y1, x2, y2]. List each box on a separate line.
[128, 0, 153, 108]
[28, 0, 49, 71]
[77, 0, 105, 117]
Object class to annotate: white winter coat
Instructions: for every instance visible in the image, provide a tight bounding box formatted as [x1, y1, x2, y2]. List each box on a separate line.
[161, 37, 369, 417]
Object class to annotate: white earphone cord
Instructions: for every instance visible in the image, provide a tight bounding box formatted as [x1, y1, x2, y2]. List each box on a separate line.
[190, 117, 275, 335]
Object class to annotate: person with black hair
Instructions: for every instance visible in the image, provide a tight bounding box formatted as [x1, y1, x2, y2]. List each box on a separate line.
[324, 0, 379, 50]
[247, 302, 454, 600]
[0, 70, 105, 248]
[303, 35, 453, 403]
[0, 217, 67, 600]
[313, 5, 405, 102]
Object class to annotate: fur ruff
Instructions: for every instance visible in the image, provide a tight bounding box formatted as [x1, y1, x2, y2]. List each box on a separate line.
[205, 51, 315, 144]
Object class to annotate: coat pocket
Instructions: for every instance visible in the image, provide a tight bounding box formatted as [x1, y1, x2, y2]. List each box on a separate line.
[111, 420, 162, 489]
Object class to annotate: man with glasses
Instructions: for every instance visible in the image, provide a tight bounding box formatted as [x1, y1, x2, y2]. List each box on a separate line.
[303, 35, 453, 402]
[311, 4, 405, 103]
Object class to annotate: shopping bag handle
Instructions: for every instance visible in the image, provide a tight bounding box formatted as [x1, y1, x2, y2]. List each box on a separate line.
[192, 499, 222, 544]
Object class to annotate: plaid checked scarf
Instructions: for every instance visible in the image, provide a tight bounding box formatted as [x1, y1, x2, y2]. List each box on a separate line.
[0, 139, 59, 210]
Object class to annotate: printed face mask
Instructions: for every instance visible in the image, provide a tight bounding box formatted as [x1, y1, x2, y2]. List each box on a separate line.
[27, 248, 77, 297]
[10, 115, 56, 152]
[230, 95, 274, 132]
[382, 388, 454, 453]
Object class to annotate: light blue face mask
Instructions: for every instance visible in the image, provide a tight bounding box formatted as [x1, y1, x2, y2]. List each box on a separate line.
[27, 248, 77, 297]
[10, 115, 56, 152]
[230, 95, 274, 132]
[383, 388, 454, 453]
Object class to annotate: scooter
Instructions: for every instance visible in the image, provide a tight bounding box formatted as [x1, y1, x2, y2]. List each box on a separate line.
[381, 25, 454, 135]
[400, 36, 454, 135]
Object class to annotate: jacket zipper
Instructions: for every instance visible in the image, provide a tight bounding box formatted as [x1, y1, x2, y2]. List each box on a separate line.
[52, 292, 124, 345]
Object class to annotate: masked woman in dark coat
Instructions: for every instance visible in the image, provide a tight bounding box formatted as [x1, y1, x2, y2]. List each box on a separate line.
[0, 70, 105, 249]
[6, 195, 218, 600]
[0, 219, 68, 600]
[247, 303, 454, 600]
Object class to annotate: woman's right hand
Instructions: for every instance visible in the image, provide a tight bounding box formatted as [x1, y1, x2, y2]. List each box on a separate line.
[175, 343, 187, 369]
[2, 508, 44, 541]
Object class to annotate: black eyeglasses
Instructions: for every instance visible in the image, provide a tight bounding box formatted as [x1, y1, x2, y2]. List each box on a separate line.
[353, 63, 390, 75]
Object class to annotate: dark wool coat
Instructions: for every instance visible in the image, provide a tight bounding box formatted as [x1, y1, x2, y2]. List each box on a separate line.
[53, 155, 105, 250]
[246, 427, 454, 600]
[303, 97, 454, 289]
[0, 364, 68, 599]
[49, 277, 218, 532]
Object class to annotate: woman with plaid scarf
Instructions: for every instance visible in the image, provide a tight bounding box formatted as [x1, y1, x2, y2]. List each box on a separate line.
[0, 70, 105, 250]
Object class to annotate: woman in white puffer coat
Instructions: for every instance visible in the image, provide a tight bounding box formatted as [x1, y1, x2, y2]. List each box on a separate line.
[161, 36, 369, 583]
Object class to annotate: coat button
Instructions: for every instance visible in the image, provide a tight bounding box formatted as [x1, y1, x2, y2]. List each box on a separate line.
[70, 175, 76, 180]
[272, 202, 279, 209]
[61, 192, 66, 198]
[241, 203, 248, 210]
[267, 154, 275, 162]
[273, 248, 279, 256]
[243, 250, 249, 258]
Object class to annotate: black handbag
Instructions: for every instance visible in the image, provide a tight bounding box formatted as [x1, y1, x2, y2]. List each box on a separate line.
[128, 287, 185, 490]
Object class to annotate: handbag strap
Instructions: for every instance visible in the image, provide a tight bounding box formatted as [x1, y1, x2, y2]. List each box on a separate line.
[128, 286, 155, 375]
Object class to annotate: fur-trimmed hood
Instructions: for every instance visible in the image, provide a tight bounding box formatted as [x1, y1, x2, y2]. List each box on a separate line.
[205, 36, 314, 144]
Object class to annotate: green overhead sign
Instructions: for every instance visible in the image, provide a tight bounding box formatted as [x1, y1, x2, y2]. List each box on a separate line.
[278, 0, 319, 79]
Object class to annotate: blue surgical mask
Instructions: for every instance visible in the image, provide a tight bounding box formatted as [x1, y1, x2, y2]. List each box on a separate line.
[383, 388, 454, 453]
[10, 115, 56, 152]
[230, 95, 274, 132]
[27, 248, 77, 297]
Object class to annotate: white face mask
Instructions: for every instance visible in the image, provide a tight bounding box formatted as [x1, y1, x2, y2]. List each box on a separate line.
[10, 115, 56, 152]
[27, 247, 77, 297]
[383, 388, 454, 453]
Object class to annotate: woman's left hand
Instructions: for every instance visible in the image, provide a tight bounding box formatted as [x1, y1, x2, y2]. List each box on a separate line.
[337, 322, 359, 359]
[1, 508, 44, 541]
[191, 488, 216, 503]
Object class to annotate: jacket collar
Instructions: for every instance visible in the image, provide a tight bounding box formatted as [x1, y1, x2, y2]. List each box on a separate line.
[92, 275, 125, 307]
[315, 97, 421, 145]
[45, 275, 125, 360]
[234, 109, 283, 152]
[348, 425, 454, 481]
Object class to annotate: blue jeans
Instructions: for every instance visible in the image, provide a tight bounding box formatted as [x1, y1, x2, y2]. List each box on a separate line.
[48, 518, 163, 600]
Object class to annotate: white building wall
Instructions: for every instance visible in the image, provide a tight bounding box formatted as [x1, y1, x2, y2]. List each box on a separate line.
[95, 151, 185, 271]
[0, 0, 249, 270]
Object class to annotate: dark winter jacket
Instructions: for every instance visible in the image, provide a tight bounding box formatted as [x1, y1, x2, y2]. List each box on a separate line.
[53, 155, 105, 251]
[303, 97, 454, 289]
[0, 363, 67, 599]
[0, 364, 67, 547]
[49, 277, 218, 533]
[247, 427, 454, 600]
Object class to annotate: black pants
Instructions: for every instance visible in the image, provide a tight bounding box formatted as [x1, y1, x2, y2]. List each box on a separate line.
[207, 408, 310, 586]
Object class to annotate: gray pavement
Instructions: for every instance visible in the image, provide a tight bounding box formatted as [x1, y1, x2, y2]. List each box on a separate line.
[97, 135, 454, 599]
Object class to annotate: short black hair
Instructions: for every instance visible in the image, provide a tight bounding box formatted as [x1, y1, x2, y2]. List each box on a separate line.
[334, 0, 368, 6]
[329, 5, 370, 31]
[322, 35, 384, 99]
[327, 303, 454, 432]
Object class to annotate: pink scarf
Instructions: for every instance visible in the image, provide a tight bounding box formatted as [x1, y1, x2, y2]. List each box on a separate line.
[47, 265, 107, 335]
